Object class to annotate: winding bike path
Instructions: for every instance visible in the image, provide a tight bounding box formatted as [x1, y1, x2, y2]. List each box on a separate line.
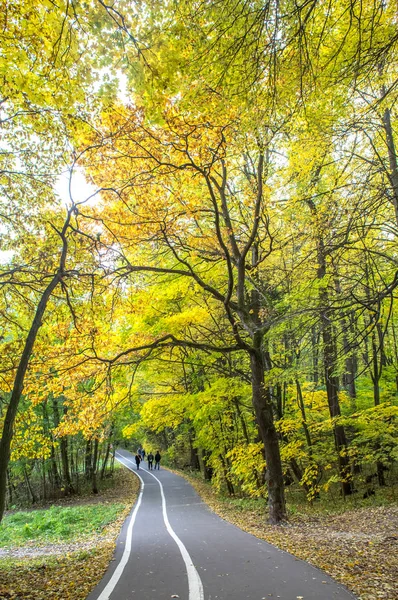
[87, 449, 356, 600]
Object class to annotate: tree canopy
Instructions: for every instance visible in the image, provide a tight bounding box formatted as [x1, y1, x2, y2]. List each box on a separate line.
[0, 0, 397, 524]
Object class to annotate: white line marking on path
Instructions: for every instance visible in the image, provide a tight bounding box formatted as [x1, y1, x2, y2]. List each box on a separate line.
[115, 452, 204, 600]
[95, 459, 144, 600]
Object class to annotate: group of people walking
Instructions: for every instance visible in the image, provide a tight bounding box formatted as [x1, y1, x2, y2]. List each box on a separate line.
[135, 448, 161, 470]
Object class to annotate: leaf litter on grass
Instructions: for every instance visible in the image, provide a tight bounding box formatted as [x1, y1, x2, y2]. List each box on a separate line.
[0, 468, 140, 600]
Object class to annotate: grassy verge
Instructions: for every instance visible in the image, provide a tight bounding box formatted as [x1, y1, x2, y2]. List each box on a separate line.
[0, 504, 125, 547]
[177, 470, 398, 600]
[0, 467, 140, 600]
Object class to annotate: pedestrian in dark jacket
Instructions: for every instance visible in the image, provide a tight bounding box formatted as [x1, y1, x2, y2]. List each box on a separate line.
[154, 450, 161, 470]
[147, 452, 154, 470]
[135, 453, 141, 469]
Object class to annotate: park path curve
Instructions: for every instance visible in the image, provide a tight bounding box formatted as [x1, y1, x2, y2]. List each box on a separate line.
[87, 449, 356, 600]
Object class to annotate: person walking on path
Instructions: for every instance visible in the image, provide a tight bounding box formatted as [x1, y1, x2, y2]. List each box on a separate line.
[135, 453, 141, 470]
[142, 448, 146, 460]
[147, 452, 154, 470]
[154, 450, 161, 470]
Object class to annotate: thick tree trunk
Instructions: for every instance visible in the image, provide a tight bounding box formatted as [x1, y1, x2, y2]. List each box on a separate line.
[0, 273, 64, 523]
[250, 345, 286, 523]
[0, 208, 71, 523]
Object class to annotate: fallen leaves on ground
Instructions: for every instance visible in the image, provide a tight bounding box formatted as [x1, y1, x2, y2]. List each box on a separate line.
[0, 469, 140, 599]
[184, 476, 398, 600]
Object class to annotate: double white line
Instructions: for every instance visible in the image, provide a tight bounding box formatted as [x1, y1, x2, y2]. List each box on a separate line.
[95, 452, 204, 600]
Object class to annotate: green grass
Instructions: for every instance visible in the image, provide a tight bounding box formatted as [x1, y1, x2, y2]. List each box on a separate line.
[0, 503, 125, 547]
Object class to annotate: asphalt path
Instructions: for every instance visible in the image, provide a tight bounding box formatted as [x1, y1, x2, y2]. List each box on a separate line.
[87, 449, 356, 600]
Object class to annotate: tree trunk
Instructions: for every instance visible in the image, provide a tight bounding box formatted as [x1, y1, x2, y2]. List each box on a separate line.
[307, 197, 353, 498]
[50, 444, 61, 489]
[377, 461, 386, 487]
[321, 310, 353, 497]
[101, 441, 111, 479]
[341, 315, 357, 400]
[6, 470, 12, 507]
[52, 397, 74, 495]
[42, 458, 46, 501]
[233, 399, 250, 444]
[85, 440, 92, 480]
[188, 429, 201, 471]
[296, 380, 313, 454]
[43, 401, 61, 491]
[200, 449, 213, 480]
[382, 105, 398, 225]
[311, 325, 319, 383]
[343, 354, 357, 400]
[110, 446, 115, 474]
[289, 458, 311, 494]
[250, 344, 286, 523]
[92, 438, 99, 494]
[371, 334, 381, 407]
[370, 326, 387, 487]
[0, 273, 64, 522]
[23, 466, 37, 504]
[0, 208, 71, 523]
[219, 454, 235, 496]
[60, 437, 74, 495]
